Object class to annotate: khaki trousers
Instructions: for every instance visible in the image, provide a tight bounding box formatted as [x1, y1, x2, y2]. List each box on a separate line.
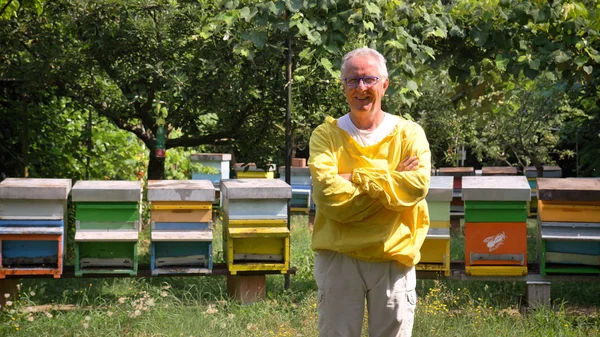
[314, 250, 417, 337]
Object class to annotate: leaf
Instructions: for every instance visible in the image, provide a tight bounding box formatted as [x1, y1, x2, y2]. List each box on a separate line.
[406, 80, 418, 92]
[363, 21, 375, 31]
[240, 7, 251, 21]
[495, 54, 509, 71]
[233, 44, 250, 57]
[551, 50, 570, 63]
[364, 2, 381, 16]
[286, 0, 304, 12]
[523, 67, 539, 80]
[385, 40, 406, 50]
[583, 65, 593, 75]
[574, 55, 588, 67]
[241, 31, 268, 49]
[529, 59, 540, 70]
[298, 48, 315, 59]
[469, 26, 489, 48]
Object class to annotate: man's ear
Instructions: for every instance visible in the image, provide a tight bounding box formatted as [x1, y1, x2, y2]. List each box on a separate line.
[382, 77, 390, 90]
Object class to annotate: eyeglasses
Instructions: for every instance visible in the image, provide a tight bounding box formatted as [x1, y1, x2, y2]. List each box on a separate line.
[343, 76, 380, 87]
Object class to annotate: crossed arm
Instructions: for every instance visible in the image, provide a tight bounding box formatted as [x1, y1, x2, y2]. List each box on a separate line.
[337, 156, 419, 181]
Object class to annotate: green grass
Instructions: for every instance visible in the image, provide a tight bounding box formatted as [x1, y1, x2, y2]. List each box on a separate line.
[1, 215, 599, 336]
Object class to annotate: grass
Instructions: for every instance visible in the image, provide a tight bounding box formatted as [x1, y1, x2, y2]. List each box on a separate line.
[1, 215, 599, 336]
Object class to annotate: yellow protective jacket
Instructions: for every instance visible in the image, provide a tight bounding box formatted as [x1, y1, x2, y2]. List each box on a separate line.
[308, 115, 431, 267]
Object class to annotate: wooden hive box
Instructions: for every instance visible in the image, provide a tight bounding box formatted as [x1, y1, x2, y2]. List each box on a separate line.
[419, 176, 453, 276]
[462, 176, 531, 276]
[0, 178, 71, 278]
[71, 180, 141, 277]
[279, 167, 312, 214]
[540, 222, 600, 275]
[235, 163, 276, 179]
[537, 178, 600, 223]
[220, 179, 291, 274]
[147, 180, 215, 275]
[537, 178, 600, 275]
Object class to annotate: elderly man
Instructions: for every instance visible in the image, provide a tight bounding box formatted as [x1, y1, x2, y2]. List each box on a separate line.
[308, 47, 431, 337]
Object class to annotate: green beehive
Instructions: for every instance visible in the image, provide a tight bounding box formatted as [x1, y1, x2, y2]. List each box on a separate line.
[71, 180, 141, 276]
[464, 201, 527, 223]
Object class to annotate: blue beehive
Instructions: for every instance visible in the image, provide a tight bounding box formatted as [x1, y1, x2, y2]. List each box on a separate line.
[279, 166, 312, 214]
[0, 178, 71, 278]
[147, 180, 215, 275]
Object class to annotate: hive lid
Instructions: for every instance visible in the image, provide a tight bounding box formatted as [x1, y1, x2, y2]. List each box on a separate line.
[536, 178, 600, 202]
[437, 167, 475, 177]
[426, 176, 454, 201]
[147, 180, 215, 202]
[220, 179, 291, 199]
[72, 180, 141, 202]
[0, 178, 72, 200]
[190, 153, 232, 161]
[481, 166, 518, 176]
[234, 163, 277, 172]
[462, 176, 531, 201]
[278, 166, 311, 176]
[524, 166, 563, 178]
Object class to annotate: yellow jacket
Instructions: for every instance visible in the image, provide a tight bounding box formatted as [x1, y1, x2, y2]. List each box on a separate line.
[308, 115, 431, 266]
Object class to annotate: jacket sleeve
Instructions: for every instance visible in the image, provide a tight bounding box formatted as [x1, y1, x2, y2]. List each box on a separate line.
[351, 123, 431, 211]
[308, 124, 382, 223]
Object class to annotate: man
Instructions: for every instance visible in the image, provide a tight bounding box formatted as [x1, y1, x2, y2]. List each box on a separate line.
[308, 47, 431, 337]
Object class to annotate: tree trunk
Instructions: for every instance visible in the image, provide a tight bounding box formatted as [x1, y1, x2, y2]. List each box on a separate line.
[147, 150, 165, 180]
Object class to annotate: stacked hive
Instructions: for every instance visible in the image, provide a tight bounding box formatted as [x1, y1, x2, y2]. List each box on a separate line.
[0, 178, 71, 278]
[524, 166, 562, 217]
[190, 153, 231, 210]
[537, 178, 600, 275]
[418, 176, 453, 276]
[221, 179, 291, 274]
[147, 180, 215, 276]
[72, 181, 141, 276]
[462, 176, 531, 276]
[235, 163, 276, 179]
[438, 167, 475, 215]
[279, 166, 312, 214]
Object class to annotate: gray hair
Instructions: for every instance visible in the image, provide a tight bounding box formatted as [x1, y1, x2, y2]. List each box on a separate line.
[340, 47, 388, 79]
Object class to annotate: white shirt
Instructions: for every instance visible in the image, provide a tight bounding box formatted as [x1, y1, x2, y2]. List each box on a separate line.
[337, 112, 399, 147]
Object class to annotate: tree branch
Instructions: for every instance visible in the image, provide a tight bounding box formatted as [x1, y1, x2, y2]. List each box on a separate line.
[166, 131, 236, 148]
[0, 0, 14, 18]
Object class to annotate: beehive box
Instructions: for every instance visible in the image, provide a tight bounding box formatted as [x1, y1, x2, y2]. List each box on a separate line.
[0, 178, 71, 278]
[147, 180, 215, 275]
[221, 179, 291, 274]
[190, 153, 231, 185]
[418, 176, 453, 276]
[438, 167, 475, 214]
[537, 178, 600, 275]
[235, 163, 277, 179]
[524, 166, 562, 216]
[279, 167, 312, 213]
[72, 180, 141, 276]
[462, 176, 531, 276]
[540, 222, 600, 275]
[537, 178, 600, 223]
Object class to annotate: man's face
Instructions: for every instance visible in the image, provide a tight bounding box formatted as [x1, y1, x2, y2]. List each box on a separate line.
[342, 55, 389, 115]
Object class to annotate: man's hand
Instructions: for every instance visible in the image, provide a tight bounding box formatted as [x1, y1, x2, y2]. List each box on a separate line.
[396, 156, 419, 172]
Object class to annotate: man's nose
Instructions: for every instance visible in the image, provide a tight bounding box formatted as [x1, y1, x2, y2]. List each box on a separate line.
[357, 79, 368, 90]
